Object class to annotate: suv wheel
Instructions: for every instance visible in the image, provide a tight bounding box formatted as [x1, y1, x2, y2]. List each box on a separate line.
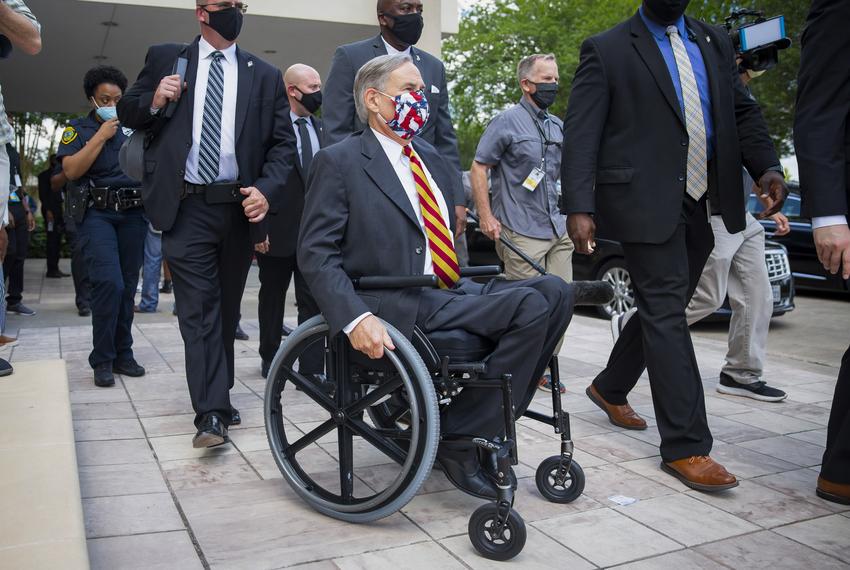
[596, 259, 634, 318]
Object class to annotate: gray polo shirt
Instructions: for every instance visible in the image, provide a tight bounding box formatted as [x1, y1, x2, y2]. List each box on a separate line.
[475, 97, 565, 240]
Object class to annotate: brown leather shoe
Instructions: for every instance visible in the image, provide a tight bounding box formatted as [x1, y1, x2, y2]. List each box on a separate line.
[662, 456, 738, 492]
[585, 384, 647, 430]
[0, 335, 18, 348]
[817, 476, 850, 505]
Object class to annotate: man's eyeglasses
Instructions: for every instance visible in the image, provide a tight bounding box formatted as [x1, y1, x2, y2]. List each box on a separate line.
[199, 2, 248, 14]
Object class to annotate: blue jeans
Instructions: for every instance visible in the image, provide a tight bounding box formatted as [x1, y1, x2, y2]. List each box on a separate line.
[139, 225, 162, 312]
[0, 262, 6, 334]
[78, 207, 147, 368]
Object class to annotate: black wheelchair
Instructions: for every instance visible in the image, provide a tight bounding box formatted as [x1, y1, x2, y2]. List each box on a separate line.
[264, 267, 609, 561]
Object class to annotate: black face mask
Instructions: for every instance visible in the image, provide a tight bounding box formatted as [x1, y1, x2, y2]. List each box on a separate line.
[530, 82, 559, 110]
[383, 12, 424, 47]
[643, 0, 690, 25]
[297, 88, 322, 114]
[203, 7, 243, 42]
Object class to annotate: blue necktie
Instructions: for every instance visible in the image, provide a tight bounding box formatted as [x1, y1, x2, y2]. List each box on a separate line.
[198, 51, 224, 184]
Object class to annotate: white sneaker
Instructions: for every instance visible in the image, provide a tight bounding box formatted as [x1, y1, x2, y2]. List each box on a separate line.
[610, 307, 638, 343]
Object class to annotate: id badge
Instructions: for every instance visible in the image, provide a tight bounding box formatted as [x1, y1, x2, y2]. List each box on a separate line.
[522, 167, 545, 192]
[14, 174, 22, 187]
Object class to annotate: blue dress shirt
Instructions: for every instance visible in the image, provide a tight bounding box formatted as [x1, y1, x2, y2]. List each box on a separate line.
[639, 7, 715, 160]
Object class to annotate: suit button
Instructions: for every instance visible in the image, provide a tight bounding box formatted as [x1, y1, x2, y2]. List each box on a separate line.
[680, 139, 687, 146]
[186, 142, 191, 149]
[178, 169, 185, 176]
[415, 247, 423, 255]
[678, 175, 685, 182]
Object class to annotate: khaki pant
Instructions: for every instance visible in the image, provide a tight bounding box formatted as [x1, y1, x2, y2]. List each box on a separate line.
[687, 213, 772, 384]
[496, 227, 574, 355]
[495, 227, 574, 283]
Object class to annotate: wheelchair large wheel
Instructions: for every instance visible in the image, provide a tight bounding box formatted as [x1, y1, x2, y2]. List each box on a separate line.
[264, 316, 439, 523]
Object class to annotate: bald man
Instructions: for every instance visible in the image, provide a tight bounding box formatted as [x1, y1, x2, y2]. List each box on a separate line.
[255, 64, 323, 379]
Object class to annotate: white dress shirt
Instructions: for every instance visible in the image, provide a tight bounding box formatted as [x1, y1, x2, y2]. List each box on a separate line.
[343, 129, 453, 335]
[812, 215, 849, 230]
[290, 110, 320, 166]
[185, 38, 239, 184]
[382, 35, 411, 57]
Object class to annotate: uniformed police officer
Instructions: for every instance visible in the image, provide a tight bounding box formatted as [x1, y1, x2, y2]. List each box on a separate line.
[58, 65, 147, 388]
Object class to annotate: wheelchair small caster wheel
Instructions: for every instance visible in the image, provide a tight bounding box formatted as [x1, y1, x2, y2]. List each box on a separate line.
[536, 455, 585, 503]
[468, 503, 526, 561]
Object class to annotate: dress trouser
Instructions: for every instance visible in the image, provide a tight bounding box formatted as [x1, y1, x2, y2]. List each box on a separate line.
[162, 194, 253, 428]
[0, 147, 9, 334]
[687, 213, 771, 384]
[45, 209, 63, 273]
[77, 206, 146, 368]
[416, 275, 575, 439]
[4, 201, 29, 305]
[822, 346, 850, 484]
[593, 196, 715, 462]
[64, 210, 92, 311]
[256, 253, 321, 371]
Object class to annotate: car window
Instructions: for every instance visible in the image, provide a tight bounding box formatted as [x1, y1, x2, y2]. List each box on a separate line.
[783, 194, 802, 218]
[747, 194, 763, 214]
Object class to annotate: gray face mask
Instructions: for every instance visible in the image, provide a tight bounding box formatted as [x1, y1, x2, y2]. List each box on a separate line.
[530, 82, 559, 110]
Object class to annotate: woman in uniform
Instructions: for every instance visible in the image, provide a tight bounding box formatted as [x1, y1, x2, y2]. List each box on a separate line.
[58, 66, 147, 387]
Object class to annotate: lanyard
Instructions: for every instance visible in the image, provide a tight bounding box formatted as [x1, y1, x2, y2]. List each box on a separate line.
[521, 103, 562, 168]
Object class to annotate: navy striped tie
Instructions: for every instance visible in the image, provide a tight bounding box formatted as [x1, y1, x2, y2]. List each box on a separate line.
[198, 51, 225, 184]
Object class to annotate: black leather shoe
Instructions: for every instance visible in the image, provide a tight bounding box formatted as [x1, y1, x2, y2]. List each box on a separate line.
[0, 358, 13, 377]
[46, 269, 70, 278]
[94, 364, 115, 387]
[281, 324, 294, 337]
[78, 307, 91, 317]
[113, 359, 145, 377]
[230, 408, 241, 426]
[437, 439, 499, 500]
[235, 324, 249, 341]
[261, 360, 270, 379]
[192, 414, 229, 448]
[159, 280, 173, 294]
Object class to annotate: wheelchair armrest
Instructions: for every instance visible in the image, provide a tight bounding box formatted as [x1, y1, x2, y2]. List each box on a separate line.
[460, 265, 502, 279]
[353, 275, 438, 290]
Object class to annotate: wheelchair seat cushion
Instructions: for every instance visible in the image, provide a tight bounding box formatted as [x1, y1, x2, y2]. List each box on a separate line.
[426, 328, 494, 363]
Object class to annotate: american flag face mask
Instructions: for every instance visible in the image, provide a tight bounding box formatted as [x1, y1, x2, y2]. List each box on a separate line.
[379, 89, 430, 140]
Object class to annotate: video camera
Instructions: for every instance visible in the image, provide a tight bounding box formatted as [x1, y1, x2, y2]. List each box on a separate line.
[725, 10, 791, 73]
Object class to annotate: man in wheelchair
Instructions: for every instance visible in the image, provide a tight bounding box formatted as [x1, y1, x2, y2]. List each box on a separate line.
[297, 54, 607, 502]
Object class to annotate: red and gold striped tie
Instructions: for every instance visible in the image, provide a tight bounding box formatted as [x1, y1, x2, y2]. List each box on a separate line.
[403, 145, 460, 289]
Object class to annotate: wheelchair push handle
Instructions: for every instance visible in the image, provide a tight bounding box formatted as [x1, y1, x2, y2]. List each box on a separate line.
[354, 275, 439, 290]
[460, 265, 502, 278]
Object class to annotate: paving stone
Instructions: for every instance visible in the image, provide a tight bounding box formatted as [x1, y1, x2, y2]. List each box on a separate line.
[82, 492, 184, 538]
[574, 432, 660, 463]
[331, 541, 464, 569]
[139, 414, 197, 438]
[706, 415, 776, 444]
[69, 387, 130, 404]
[774, 514, 850, 563]
[228, 427, 272, 453]
[73, 419, 145, 442]
[75, 439, 155, 466]
[133, 398, 196, 418]
[177, 479, 427, 569]
[149, 434, 238, 462]
[582, 463, 677, 504]
[776, 403, 833, 426]
[695, 529, 848, 569]
[709, 443, 800, 479]
[737, 435, 825, 468]
[618, 457, 691, 492]
[787, 428, 828, 447]
[613, 549, 725, 569]
[752, 468, 850, 513]
[614, 494, 759, 547]
[79, 463, 168, 499]
[442, 525, 595, 569]
[687, 480, 832, 528]
[161, 454, 260, 491]
[87, 531, 202, 570]
[533, 507, 679, 567]
[726, 410, 823, 435]
[401, 488, 494, 539]
[71, 402, 137, 421]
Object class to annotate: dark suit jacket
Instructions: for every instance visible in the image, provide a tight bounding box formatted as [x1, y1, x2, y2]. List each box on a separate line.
[322, 33, 463, 205]
[794, 0, 850, 221]
[37, 168, 62, 219]
[262, 115, 323, 258]
[117, 37, 297, 234]
[561, 13, 779, 244]
[298, 128, 457, 338]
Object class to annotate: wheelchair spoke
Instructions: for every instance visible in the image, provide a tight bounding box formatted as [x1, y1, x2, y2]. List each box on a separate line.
[285, 418, 336, 457]
[338, 424, 355, 502]
[344, 376, 404, 417]
[347, 417, 408, 465]
[281, 366, 337, 414]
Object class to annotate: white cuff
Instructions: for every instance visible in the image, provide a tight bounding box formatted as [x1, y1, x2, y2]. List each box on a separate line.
[812, 216, 848, 230]
[343, 312, 372, 335]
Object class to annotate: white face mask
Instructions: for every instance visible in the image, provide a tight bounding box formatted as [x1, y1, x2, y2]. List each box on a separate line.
[746, 68, 766, 79]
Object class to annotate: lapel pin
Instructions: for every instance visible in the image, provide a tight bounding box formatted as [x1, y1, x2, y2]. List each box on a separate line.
[248, 60, 254, 67]
[706, 36, 711, 43]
